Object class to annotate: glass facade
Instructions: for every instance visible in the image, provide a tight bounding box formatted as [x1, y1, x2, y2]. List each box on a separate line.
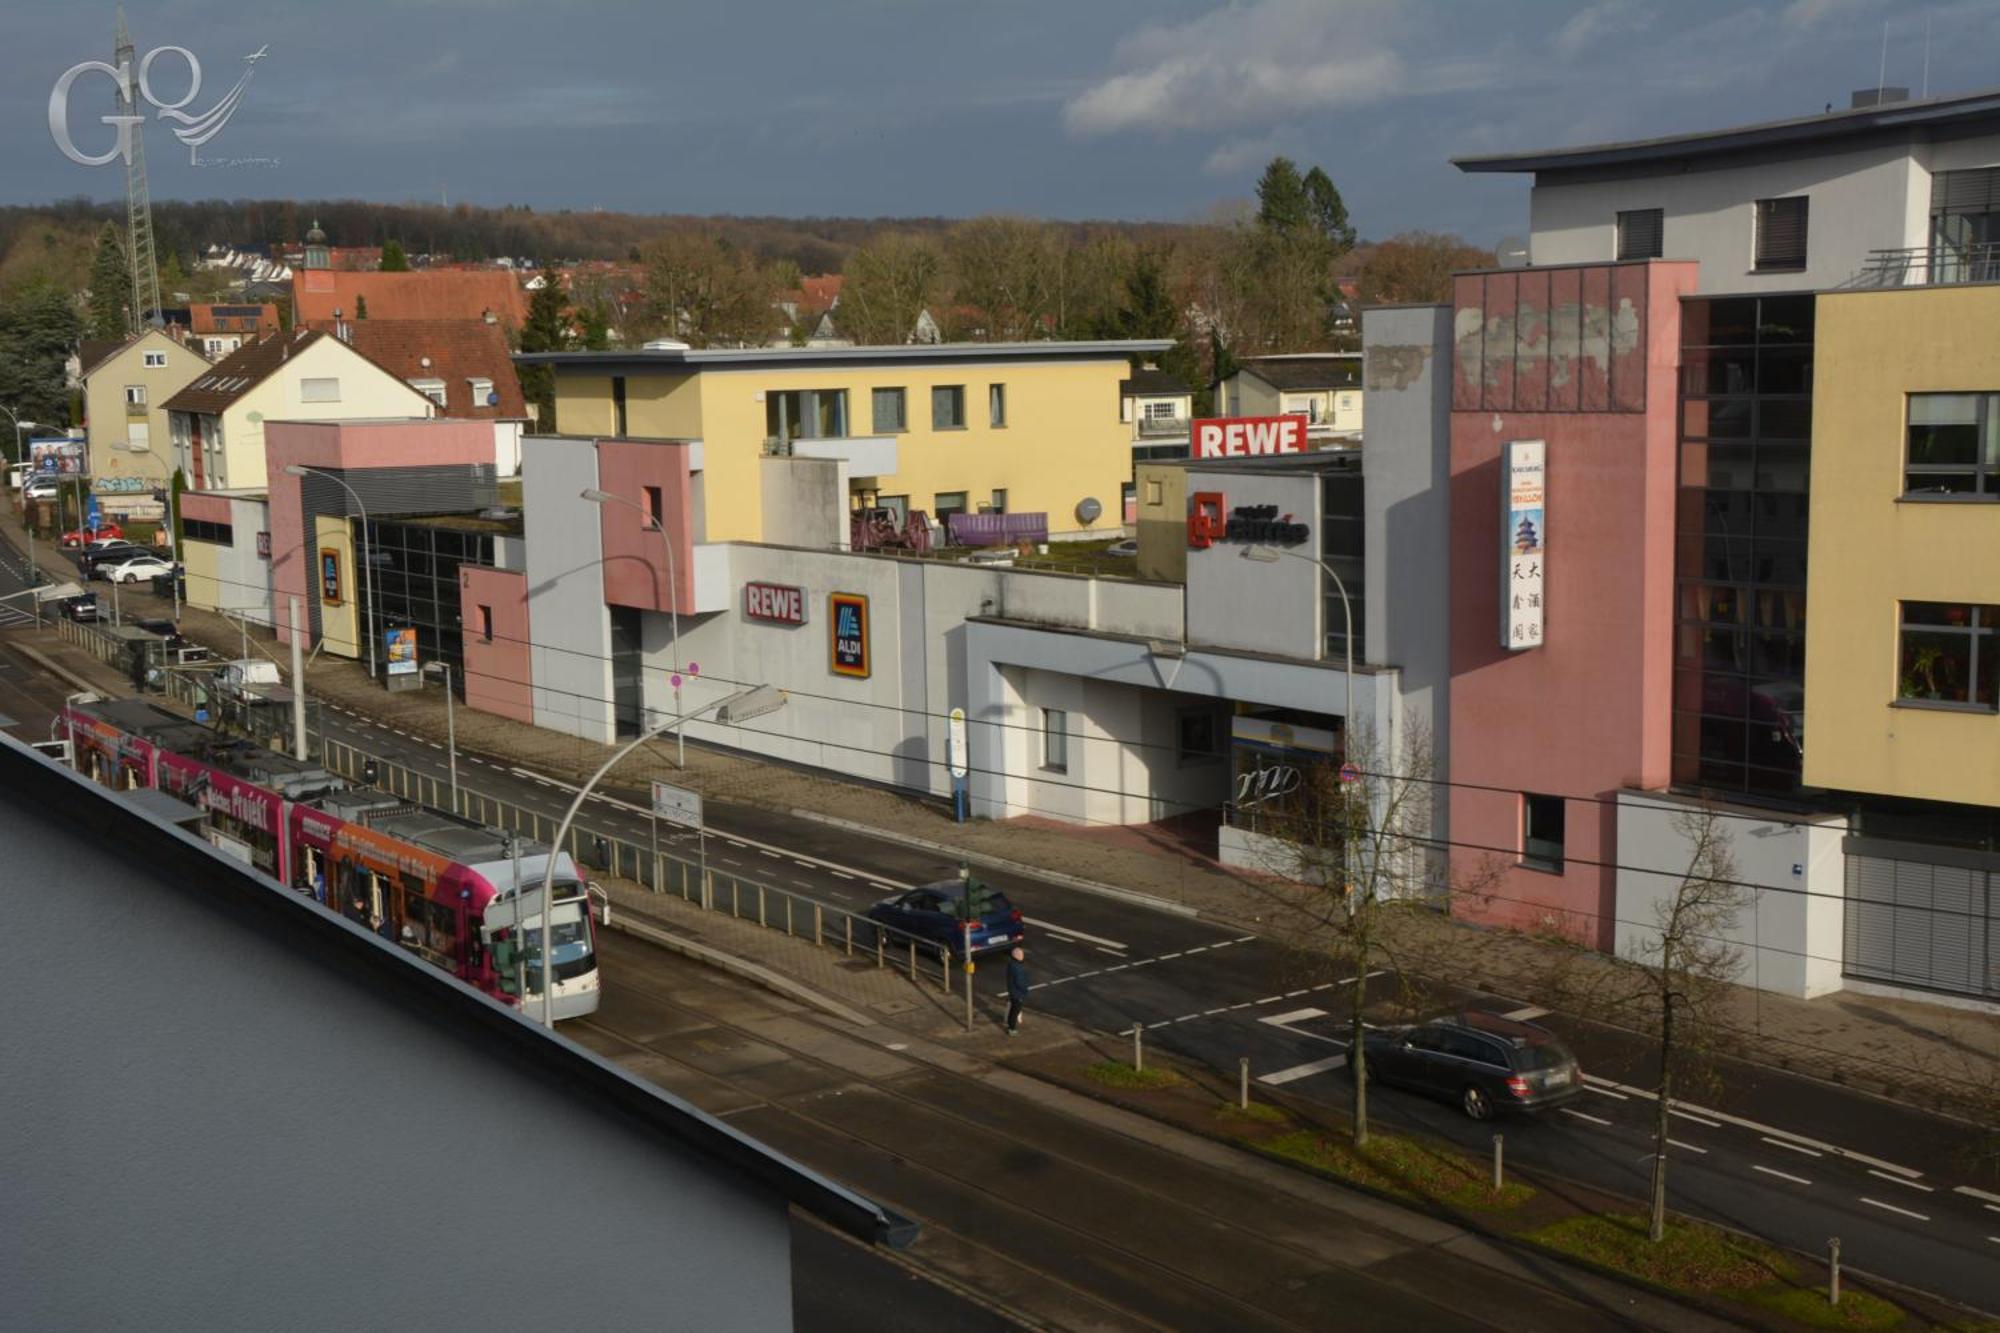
[1674, 294, 1814, 796]
[363, 519, 499, 687]
[1320, 462, 1365, 664]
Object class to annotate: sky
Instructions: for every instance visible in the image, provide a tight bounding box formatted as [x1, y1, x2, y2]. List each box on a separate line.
[6, 0, 1998, 245]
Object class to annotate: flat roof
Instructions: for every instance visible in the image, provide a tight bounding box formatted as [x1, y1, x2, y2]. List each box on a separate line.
[516, 339, 1173, 371]
[1151, 448, 1362, 476]
[1453, 84, 2000, 175]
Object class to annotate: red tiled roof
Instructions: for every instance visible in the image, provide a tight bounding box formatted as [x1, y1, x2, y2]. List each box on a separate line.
[292, 270, 529, 328]
[795, 274, 842, 313]
[188, 303, 280, 335]
[306, 318, 529, 420]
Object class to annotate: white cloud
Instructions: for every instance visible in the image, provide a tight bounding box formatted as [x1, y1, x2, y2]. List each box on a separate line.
[1779, 0, 1877, 27]
[1202, 124, 1309, 177]
[1551, 0, 1654, 58]
[1063, 0, 1408, 136]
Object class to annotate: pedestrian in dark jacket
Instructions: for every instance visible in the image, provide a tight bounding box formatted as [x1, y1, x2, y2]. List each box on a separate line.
[1005, 946, 1029, 1036]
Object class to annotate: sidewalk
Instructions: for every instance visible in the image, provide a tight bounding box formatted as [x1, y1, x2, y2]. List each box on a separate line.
[9, 494, 1994, 1122]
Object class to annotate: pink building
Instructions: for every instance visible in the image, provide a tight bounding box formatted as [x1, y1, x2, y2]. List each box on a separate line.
[1447, 261, 1697, 949]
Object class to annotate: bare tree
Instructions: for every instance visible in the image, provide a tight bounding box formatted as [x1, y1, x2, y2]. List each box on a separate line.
[839, 232, 944, 345]
[635, 231, 774, 348]
[1554, 806, 1746, 1241]
[1242, 723, 1479, 1146]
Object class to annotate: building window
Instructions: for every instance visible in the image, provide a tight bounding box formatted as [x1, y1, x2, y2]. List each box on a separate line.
[299, 377, 341, 402]
[142, 351, 167, 368]
[205, 339, 224, 355]
[124, 385, 146, 406]
[872, 387, 906, 433]
[932, 384, 966, 430]
[478, 605, 494, 643]
[183, 518, 235, 545]
[1754, 197, 1809, 272]
[877, 494, 908, 524]
[1177, 711, 1217, 764]
[410, 378, 447, 407]
[989, 383, 1007, 428]
[766, 388, 848, 442]
[611, 376, 628, 437]
[1142, 399, 1179, 422]
[1042, 708, 1068, 773]
[989, 488, 1006, 514]
[467, 376, 494, 405]
[1905, 393, 1999, 497]
[933, 491, 968, 525]
[642, 484, 664, 530]
[1898, 602, 1998, 710]
[1144, 479, 1164, 505]
[1616, 208, 1664, 261]
[1522, 793, 1565, 872]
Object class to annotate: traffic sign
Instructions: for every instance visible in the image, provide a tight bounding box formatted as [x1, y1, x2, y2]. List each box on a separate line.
[1338, 761, 1362, 785]
[651, 780, 703, 830]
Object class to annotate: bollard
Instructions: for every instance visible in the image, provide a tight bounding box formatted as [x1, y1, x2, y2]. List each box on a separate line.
[1492, 1134, 1504, 1193]
[1828, 1237, 1841, 1307]
[875, 928, 884, 969]
[785, 896, 794, 937]
[937, 947, 950, 994]
[758, 885, 767, 928]
[1239, 1057, 1250, 1110]
[1133, 1022, 1145, 1072]
[731, 880, 740, 918]
[907, 939, 917, 983]
[844, 915, 853, 957]
[814, 904, 823, 948]
[964, 958, 974, 1033]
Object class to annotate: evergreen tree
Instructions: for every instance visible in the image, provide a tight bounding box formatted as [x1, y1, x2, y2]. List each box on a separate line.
[86, 222, 130, 339]
[170, 468, 188, 561]
[1302, 167, 1356, 252]
[0, 279, 84, 429]
[1254, 158, 1311, 234]
[517, 278, 571, 431]
[380, 239, 411, 272]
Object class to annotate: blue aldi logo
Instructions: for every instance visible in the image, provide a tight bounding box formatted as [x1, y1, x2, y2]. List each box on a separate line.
[829, 593, 869, 678]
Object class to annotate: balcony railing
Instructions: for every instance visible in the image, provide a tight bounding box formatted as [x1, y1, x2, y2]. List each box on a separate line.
[1136, 415, 1188, 437]
[1841, 244, 2000, 289]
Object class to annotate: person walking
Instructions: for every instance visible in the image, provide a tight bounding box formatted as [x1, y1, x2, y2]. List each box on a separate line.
[1005, 945, 1029, 1036]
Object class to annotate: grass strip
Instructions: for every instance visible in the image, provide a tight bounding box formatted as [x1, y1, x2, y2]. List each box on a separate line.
[1083, 1060, 1187, 1090]
[1262, 1129, 1534, 1211]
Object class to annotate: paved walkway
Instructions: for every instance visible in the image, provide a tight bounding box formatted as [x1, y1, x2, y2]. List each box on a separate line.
[7, 493, 1993, 1124]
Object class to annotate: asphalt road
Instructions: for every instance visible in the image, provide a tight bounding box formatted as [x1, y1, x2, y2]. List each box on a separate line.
[296, 700, 2000, 1317]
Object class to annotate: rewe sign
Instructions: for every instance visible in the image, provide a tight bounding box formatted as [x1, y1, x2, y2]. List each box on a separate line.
[743, 581, 808, 625]
[1193, 414, 1308, 460]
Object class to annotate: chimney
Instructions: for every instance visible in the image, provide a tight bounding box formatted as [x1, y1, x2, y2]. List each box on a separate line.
[482, 307, 496, 325]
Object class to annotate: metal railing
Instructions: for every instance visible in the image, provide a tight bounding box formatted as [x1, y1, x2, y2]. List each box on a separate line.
[1841, 243, 2000, 288]
[1135, 415, 1189, 438]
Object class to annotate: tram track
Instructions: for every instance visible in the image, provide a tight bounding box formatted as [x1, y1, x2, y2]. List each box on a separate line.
[571, 942, 1533, 1333]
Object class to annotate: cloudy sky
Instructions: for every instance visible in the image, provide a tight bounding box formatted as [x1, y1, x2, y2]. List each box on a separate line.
[6, 0, 1996, 242]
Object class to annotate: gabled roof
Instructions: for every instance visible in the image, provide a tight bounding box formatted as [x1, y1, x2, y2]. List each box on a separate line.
[1121, 367, 1191, 397]
[309, 318, 529, 420]
[1235, 354, 1362, 391]
[293, 269, 529, 327]
[188, 303, 279, 336]
[1453, 84, 2000, 175]
[76, 338, 131, 380]
[162, 329, 427, 416]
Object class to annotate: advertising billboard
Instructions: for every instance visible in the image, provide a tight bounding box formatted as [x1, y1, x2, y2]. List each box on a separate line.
[1192, 415, 1308, 460]
[829, 593, 869, 678]
[743, 581, 808, 625]
[384, 626, 418, 677]
[1501, 439, 1546, 650]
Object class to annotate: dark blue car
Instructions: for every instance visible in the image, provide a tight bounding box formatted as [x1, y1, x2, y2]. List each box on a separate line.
[863, 877, 1023, 959]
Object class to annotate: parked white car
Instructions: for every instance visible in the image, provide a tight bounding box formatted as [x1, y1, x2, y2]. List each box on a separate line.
[105, 556, 176, 584]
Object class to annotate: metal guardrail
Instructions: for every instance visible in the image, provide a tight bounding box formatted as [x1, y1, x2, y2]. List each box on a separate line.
[312, 733, 969, 1001]
[1841, 243, 2000, 288]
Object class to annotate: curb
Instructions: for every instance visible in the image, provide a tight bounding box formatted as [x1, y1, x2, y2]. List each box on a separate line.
[605, 911, 877, 1029]
[14, 644, 108, 696]
[783, 807, 1200, 919]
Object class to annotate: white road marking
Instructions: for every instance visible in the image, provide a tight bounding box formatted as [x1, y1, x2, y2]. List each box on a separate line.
[1586, 1075, 1918, 1178]
[1866, 1170, 1932, 1193]
[1584, 1084, 1629, 1100]
[1561, 1108, 1613, 1127]
[1203, 1008, 1226, 1016]
[885, 1043, 908, 1051]
[1667, 1106, 1723, 1130]
[1667, 1139, 1709, 1155]
[758, 849, 782, 859]
[1501, 1005, 1550, 1021]
[1341, 969, 1389, 986]
[1258, 1054, 1347, 1085]
[1256, 995, 1282, 1004]
[1955, 1185, 2000, 1206]
[1103, 964, 1129, 973]
[1262, 1008, 1328, 1027]
[1176, 1013, 1200, 1023]
[1989, 1236, 2000, 1246]
[1859, 1197, 1929, 1223]
[1233, 935, 1257, 944]
[1760, 1136, 1822, 1158]
[1157, 951, 1183, 961]
[1182, 945, 1210, 954]
[831, 871, 854, 880]
[1020, 917, 1126, 951]
[1284, 989, 1310, 998]
[1093, 946, 1122, 956]
[1751, 1165, 1812, 1186]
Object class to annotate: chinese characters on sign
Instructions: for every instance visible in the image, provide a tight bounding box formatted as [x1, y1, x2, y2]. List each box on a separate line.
[1186, 491, 1311, 550]
[829, 592, 870, 678]
[1501, 439, 1545, 650]
[1192, 415, 1308, 459]
[743, 581, 808, 625]
[319, 548, 342, 604]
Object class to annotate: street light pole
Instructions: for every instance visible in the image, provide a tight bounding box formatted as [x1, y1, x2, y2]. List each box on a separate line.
[537, 683, 784, 1027]
[580, 487, 683, 764]
[284, 464, 377, 681]
[426, 659, 458, 812]
[3, 412, 44, 628]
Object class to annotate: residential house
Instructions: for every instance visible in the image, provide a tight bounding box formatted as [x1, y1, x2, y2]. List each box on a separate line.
[1215, 354, 1364, 435]
[78, 331, 212, 520]
[188, 303, 281, 358]
[161, 330, 436, 492]
[309, 317, 532, 474]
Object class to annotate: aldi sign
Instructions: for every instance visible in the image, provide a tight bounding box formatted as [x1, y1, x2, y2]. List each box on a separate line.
[829, 592, 870, 678]
[1193, 414, 1308, 460]
[743, 581, 808, 625]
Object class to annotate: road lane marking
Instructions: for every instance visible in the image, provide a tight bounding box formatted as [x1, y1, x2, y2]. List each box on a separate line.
[1203, 1008, 1226, 1016]
[1586, 1076, 1919, 1178]
[1093, 946, 1122, 956]
[1667, 1139, 1709, 1154]
[1859, 1197, 1929, 1223]
[1020, 918, 1128, 951]
[1761, 1136, 1822, 1158]
[758, 849, 782, 859]
[1751, 1165, 1812, 1186]
[1285, 989, 1309, 998]
[1584, 1084, 1629, 1100]
[1954, 1185, 2000, 1206]
[1561, 1108, 1613, 1127]
[1182, 944, 1210, 954]
[1501, 1005, 1550, 1021]
[831, 871, 854, 880]
[1864, 1169, 1932, 1193]
[1258, 1054, 1347, 1085]
[1261, 1008, 1328, 1027]
[1157, 951, 1183, 961]
[1233, 935, 1257, 944]
[1667, 1107, 1723, 1129]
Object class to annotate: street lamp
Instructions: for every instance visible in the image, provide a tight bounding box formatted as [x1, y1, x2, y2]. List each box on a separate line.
[424, 659, 458, 813]
[536, 683, 784, 1028]
[284, 464, 378, 681]
[0, 407, 36, 469]
[2, 413, 44, 628]
[581, 486, 684, 766]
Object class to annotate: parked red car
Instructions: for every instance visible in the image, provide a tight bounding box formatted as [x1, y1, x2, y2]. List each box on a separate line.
[59, 522, 125, 548]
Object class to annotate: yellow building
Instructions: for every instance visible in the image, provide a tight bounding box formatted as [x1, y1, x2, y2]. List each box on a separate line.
[1803, 285, 2000, 806]
[532, 341, 1171, 542]
[79, 330, 211, 520]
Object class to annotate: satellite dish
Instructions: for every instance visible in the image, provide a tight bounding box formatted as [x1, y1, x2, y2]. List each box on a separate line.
[246, 410, 264, 424]
[1075, 497, 1103, 525]
[485, 390, 500, 406]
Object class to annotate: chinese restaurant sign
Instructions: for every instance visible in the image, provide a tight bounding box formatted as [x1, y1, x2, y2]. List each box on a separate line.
[829, 593, 870, 678]
[1192, 414, 1307, 460]
[1501, 439, 1545, 650]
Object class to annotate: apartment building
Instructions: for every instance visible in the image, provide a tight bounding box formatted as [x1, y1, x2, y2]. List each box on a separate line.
[78, 330, 210, 520]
